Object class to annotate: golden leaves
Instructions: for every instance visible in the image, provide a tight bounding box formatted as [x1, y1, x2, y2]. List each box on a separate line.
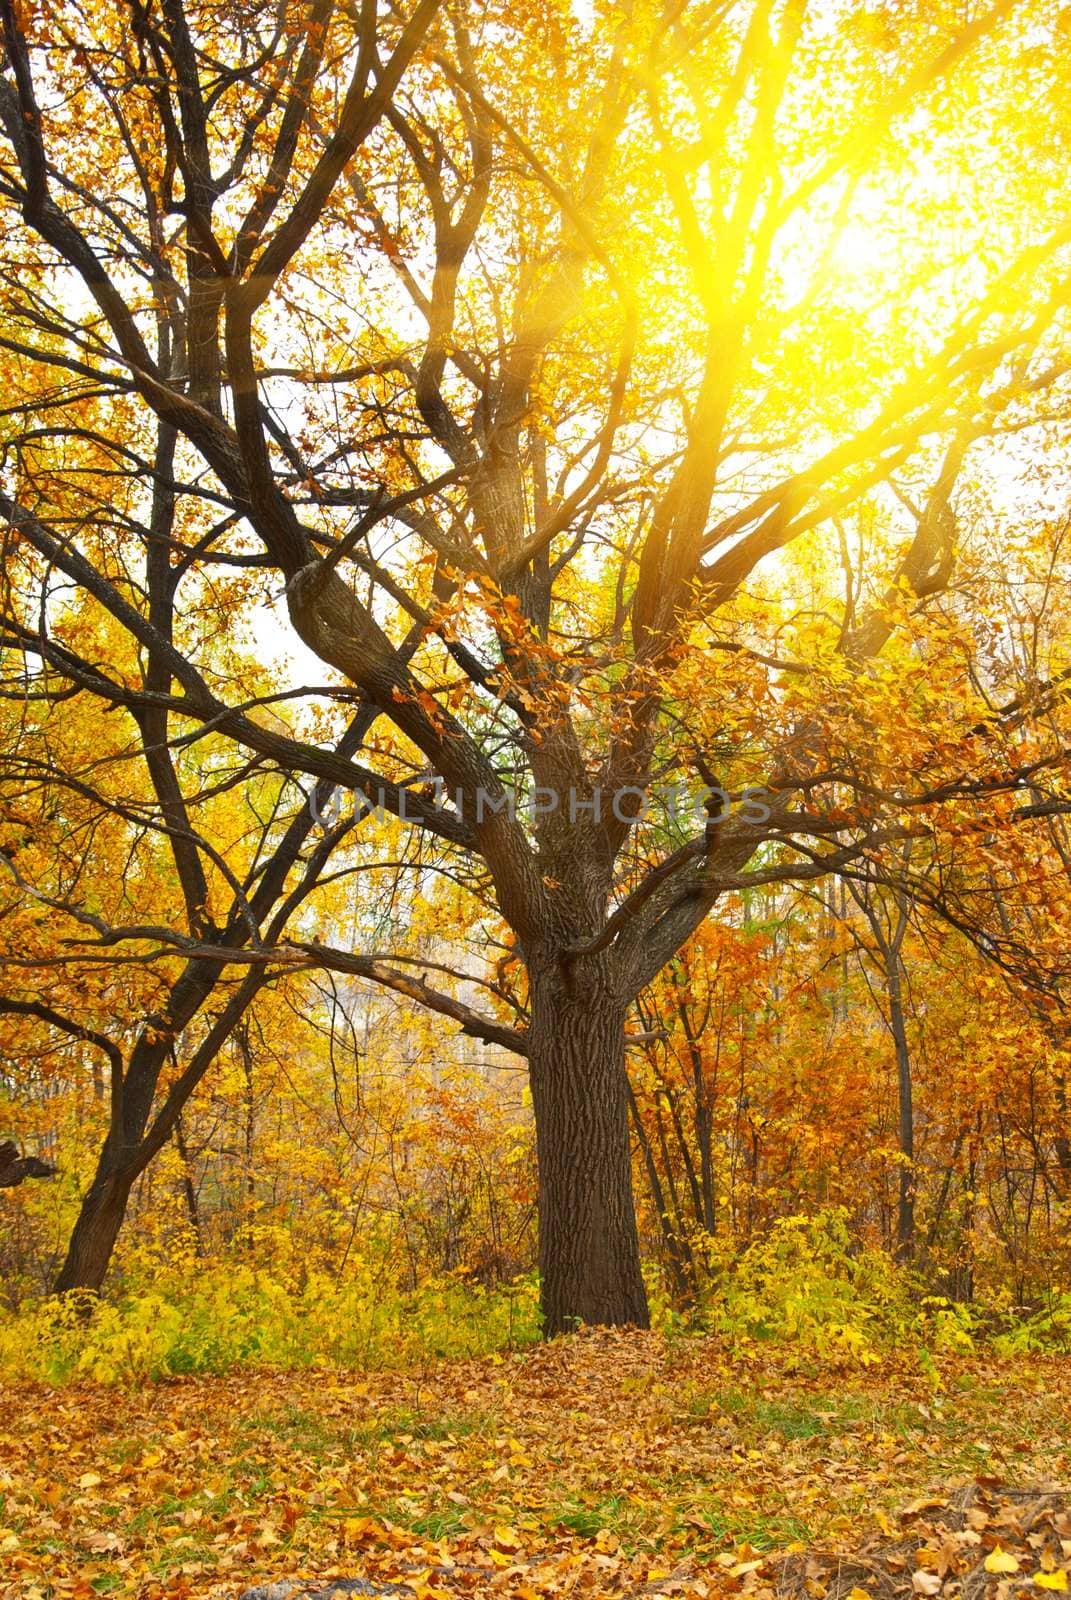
[984, 1545, 1021, 1574]
[3, 1332, 1071, 1599]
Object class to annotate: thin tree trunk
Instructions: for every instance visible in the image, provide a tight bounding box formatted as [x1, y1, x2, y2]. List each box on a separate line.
[925, 1127, 966, 1252]
[626, 1077, 694, 1302]
[174, 1114, 203, 1254]
[53, 1023, 176, 1293]
[52, 966, 264, 1293]
[678, 1000, 717, 1233]
[850, 874, 916, 1262]
[528, 967, 649, 1336]
[1053, 1063, 1071, 1189]
[886, 959, 916, 1259]
[694, 1084, 717, 1235]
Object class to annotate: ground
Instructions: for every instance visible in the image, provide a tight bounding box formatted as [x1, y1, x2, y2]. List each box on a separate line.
[1, 1330, 1069, 1600]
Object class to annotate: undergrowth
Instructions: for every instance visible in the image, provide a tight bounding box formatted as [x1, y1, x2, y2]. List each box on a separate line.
[0, 1261, 541, 1383]
[3, 1208, 1065, 1385]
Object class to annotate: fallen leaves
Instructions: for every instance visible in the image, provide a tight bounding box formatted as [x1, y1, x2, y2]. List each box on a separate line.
[775, 1483, 1071, 1600]
[1, 1331, 1070, 1600]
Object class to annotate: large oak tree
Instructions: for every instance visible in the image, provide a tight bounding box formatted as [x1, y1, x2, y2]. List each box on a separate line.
[1, 0, 1069, 1331]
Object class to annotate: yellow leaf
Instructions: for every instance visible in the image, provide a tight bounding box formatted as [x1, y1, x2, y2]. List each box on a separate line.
[343, 1516, 380, 1544]
[984, 1547, 1021, 1575]
[1035, 1573, 1070, 1591]
[494, 1524, 522, 1551]
[78, 1472, 102, 1490]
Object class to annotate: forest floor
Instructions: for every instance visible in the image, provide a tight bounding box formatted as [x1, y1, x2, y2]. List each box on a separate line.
[2, 1328, 1069, 1600]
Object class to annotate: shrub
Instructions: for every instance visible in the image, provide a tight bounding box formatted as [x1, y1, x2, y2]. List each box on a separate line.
[698, 1208, 975, 1367]
[993, 1291, 1071, 1354]
[0, 1261, 541, 1384]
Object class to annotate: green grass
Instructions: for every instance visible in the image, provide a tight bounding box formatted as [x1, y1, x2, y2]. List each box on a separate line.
[696, 1505, 814, 1548]
[680, 1386, 934, 1445]
[750, 1399, 829, 1439]
[544, 1487, 815, 1554]
[129, 1495, 189, 1534]
[148, 1539, 225, 1578]
[404, 1506, 470, 1539]
[232, 1399, 495, 1461]
[551, 1494, 633, 1539]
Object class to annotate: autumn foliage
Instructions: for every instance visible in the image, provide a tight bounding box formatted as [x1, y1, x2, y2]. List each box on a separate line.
[0, 12, 1070, 1600]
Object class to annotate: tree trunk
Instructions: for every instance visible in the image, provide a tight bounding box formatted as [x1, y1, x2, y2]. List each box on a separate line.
[51, 965, 264, 1294]
[886, 961, 916, 1260]
[53, 1160, 133, 1294]
[52, 1028, 174, 1294]
[174, 1115, 203, 1254]
[626, 1078, 695, 1303]
[528, 967, 650, 1336]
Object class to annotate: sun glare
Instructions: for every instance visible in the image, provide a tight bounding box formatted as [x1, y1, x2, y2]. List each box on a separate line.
[828, 217, 899, 282]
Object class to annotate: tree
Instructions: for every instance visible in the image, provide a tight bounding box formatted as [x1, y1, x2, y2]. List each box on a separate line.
[0, 652, 525, 1290]
[846, 869, 916, 1259]
[1, 0, 1070, 1332]
[0, 668, 374, 1290]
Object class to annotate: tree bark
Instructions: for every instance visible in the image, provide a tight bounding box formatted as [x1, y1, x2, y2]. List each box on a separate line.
[174, 1115, 203, 1254]
[626, 1078, 695, 1302]
[528, 966, 650, 1335]
[51, 965, 265, 1293]
[886, 958, 916, 1260]
[52, 1011, 192, 1293]
[53, 1162, 133, 1294]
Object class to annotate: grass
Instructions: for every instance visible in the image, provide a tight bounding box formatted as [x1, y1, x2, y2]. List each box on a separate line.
[405, 1507, 470, 1539]
[551, 1494, 633, 1539]
[696, 1505, 815, 1548]
[377, 1406, 496, 1442]
[678, 1384, 947, 1447]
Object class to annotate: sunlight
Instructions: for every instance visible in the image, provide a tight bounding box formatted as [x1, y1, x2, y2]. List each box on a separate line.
[828, 216, 899, 283]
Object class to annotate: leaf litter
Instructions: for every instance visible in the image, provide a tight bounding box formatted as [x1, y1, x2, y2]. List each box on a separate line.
[2, 1330, 1069, 1600]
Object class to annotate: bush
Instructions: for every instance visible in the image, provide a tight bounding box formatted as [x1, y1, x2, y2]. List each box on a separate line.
[0, 1261, 541, 1384]
[993, 1291, 1071, 1354]
[701, 1208, 975, 1367]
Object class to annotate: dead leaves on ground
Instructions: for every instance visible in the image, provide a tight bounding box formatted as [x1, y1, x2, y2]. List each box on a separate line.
[1, 1331, 1069, 1600]
[774, 1484, 1071, 1599]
